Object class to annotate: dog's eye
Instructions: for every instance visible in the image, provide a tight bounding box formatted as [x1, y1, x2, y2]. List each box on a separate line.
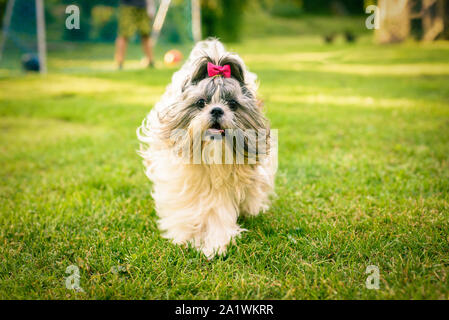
[228, 99, 238, 111]
[196, 99, 206, 109]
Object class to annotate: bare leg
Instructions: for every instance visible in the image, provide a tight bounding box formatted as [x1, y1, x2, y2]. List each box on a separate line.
[141, 35, 154, 67]
[115, 36, 128, 69]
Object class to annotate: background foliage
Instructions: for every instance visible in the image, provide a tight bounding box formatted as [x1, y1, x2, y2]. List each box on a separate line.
[201, 0, 365, 41]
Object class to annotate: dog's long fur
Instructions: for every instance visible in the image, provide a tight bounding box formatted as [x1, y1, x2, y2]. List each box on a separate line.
[137, 39, 276, 258]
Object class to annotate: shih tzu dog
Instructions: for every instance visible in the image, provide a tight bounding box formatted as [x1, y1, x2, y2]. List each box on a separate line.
[137, 39, 276, 258]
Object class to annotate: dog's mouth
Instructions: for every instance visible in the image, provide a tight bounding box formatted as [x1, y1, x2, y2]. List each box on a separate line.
[206, 122, 225, 136]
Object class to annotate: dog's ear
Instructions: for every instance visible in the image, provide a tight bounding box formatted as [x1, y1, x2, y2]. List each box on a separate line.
[181, 57, 211, 91]
[219, 56, 245, 85]
[190, 57, 211, 85]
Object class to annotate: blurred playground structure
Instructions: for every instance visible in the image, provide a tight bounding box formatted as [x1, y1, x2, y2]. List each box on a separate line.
[0, 0, 200, 73]
[0, 0, 448, 74]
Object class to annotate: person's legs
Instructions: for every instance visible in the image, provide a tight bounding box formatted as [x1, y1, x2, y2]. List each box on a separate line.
[135, 7, 153, 68]
[115, 36, 128, 69]
[115, 5, 135, 69]
[141, 35, 154, 67]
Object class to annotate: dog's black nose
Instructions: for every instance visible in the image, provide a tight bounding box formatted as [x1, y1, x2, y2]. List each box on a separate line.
[210, 107, 224, 118]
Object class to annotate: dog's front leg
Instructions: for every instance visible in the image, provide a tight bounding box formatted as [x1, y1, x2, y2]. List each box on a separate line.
[157, 205, 243, 259]
[198, 206, 244, 259]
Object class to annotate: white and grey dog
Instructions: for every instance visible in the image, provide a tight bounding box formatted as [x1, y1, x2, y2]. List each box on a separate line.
[137, 39, 276, 258]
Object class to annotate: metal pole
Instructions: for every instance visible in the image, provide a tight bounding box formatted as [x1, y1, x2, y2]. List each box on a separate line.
[36, 0, 47, 73]
[151, 0, 171, 46]
[0, 0, 16, 62]
[191, 0, 201, 42]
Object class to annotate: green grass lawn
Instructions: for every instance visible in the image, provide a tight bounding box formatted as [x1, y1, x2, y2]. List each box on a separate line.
[1, 32, 449, 299]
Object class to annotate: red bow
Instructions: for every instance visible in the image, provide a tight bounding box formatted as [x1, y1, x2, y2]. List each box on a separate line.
[207, 62, 231, 78]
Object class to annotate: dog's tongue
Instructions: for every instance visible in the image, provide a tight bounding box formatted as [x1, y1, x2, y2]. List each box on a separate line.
[207, 128, 224, 135]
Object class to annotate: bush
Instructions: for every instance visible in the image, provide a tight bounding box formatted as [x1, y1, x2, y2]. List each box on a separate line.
[91, 5, 117, 42]
[201, 0, 248, 42]
[270, 1, 303, 18]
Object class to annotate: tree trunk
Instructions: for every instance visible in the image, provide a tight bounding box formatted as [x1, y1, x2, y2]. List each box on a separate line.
[422, 0, 444, 41]
[376, 0, 410, 43]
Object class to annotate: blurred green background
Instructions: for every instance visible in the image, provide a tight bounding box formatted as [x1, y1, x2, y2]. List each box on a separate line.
[0, 0, 375, 73]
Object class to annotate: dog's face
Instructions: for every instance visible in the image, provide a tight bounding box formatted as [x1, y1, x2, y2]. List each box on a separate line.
[181, 74, 266, 138]
[160, 56, 268, 148]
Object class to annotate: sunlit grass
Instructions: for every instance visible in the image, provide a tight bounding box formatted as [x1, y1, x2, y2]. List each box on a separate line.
[0, 74, 166, 106]
[310, 63, 449, 76]
[267, 93, 418, 108]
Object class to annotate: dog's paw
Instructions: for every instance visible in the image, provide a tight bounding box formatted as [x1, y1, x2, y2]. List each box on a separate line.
[201, 243, 228, 260]
[240, 200, 269, 217]
[199, 227, 245, 259]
